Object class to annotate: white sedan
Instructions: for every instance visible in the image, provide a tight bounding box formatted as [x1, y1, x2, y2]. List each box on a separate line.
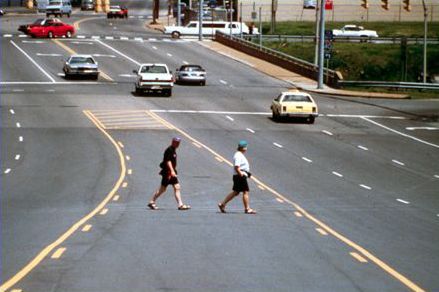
[332, 25, 378, 38]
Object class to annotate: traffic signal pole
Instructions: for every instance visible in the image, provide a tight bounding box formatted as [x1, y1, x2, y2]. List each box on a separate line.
[422, 0, 428, 83]
[317, 0, 326, 89]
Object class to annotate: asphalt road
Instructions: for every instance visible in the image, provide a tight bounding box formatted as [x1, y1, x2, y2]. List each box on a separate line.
[1, 9, 439, 292]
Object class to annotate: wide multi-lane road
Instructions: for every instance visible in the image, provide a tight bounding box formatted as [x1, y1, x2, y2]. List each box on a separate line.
[1, 10, 439, 292]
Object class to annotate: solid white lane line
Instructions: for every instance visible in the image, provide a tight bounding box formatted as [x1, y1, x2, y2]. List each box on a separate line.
[358, 145, 368, 151]
[332, 171, 343, 178]
[225, 115, 234, 121]
[325, 114, 405, 119]
[96, 40, 140, 65]
[10, 40, 56, 83]
[362, 117, 439, 149]
[4, 169, 11, 174]
[219, 79, 227, 85]
[322, 130, 333, 136]
[16, 122, 21, 128]
[397, 199, 410, 204]
[15, 155, 21, 160]
[360, 184, 372, 190]
[392, 160, 405, 166]
[167, 53, 173, 57]
[273, 142, 283, 148]
[302, 157, 312, 163]
[150, 109, 270, 115]
[119, 74, 136, 77]
[19, 136, 24, 142]
[246, 128, 255, 133]
[9, 109, 15, 114]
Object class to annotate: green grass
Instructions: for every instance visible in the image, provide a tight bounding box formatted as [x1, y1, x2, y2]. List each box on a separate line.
[263, 21, 439, 38]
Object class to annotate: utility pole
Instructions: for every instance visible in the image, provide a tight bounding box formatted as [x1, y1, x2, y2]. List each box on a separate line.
[199, 0, 204, 41]
[317, 0, 326, 89]
[270, 0, 277, 33]
[230, 0, 233, 36]
[422, 0, 428, 83]
[314, 0, 320, 66]
[259, 6, 262, 48]
[153, 0, 160, 24]
[177, 0, 181, 26]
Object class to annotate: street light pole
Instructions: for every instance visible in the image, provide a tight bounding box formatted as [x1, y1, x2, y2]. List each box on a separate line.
[422, 0, 428, 83]
[199, 0, 204, 41]
[314, 0, 320, 66]
[177, 0, 181, 26]
[317, 0, 326, 89]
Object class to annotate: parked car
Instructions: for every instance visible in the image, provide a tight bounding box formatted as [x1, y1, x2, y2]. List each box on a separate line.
[45, 0, 72, 17]
[18, 18, 75, 38]
[270, 90, 319, 123]
[332, 25, 378, 38]
[164, 21, 258, 39]
[81, 0, 94, 10]
[63, 54, 99, 79]
[303, 0, 317, 9]
[107, 5, 128, 18]
[175, 64, 206, 86]
[133, 64, 174, 97]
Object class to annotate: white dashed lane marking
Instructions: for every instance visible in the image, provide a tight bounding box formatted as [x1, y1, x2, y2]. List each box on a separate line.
[9, 109, 15, 114]
[273, 142, 283, 148]
[360, 184, 372, 190]
[246, 128, 255, 133]
[167, 53, 173, 57]
[16, 122, 21, 128]
[4, 168, 11, 174]
[392, 160, 405, 166]
[397, 199, 410, 205]
[302, 157, 312, 163]
[332, 171, 343, 178]
[322, 130, 333, 136]
[15, 155, 20, 160]
[19, 136, 24, 142]
[183, 61, 189, 65]
[225, 115, 234, 121]
[435, 175, 439, 179]
[219, 80, 228, 85]
[358, 145, 368, 151]
[152, 46, 157, 50]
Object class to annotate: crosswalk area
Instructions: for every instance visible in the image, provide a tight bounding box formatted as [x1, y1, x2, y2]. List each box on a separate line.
[87, 110, 171, 130]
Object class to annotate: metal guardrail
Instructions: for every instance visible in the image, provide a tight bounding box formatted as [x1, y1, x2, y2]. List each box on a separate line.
[215, 31, 342, 87]
[261, 35, 439, 45]
[339, 81, 439, 90]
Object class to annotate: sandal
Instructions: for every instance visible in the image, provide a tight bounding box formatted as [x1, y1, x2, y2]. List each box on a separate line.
[245, 208, 257, 214]
[218, 203, 226, 213]
[147, 202, 158, 210]
[178, 204, 191, 210]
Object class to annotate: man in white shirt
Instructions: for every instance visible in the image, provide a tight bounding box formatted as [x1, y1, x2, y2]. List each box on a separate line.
[218, 140, 256, 214]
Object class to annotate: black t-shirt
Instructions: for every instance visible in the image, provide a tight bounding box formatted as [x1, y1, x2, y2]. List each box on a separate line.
[161, 146, 177, 174]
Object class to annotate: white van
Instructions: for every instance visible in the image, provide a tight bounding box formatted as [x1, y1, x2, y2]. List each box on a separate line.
[46, 0, 72, 17]
[164, 21, 258, 38]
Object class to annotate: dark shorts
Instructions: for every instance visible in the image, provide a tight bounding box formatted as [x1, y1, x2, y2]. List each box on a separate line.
[161, 175, 179, 187]
[232, 175, 249, 192]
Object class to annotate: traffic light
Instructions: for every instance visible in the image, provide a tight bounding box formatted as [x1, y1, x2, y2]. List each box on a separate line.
[361, 0, 369, 9]
[381, 0, 389, 10]
[403, 0, 411, 11]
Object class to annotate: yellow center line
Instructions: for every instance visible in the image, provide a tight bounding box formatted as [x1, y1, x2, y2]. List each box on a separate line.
[81, 224, 92, 232]
[51, 39, 114, 82]
[0, 110, 126, 292]
[51, 247, 66, 259]
[144, 110, 425, 292]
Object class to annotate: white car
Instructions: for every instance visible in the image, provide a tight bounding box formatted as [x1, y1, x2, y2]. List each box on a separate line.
[133, 64, 174, 97]
[332, 25, 378, 38]
[164, 21, 258, 38]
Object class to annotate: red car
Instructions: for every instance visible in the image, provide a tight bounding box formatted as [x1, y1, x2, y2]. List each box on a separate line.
[18, 18, 75, 38]
[107, 5, 128, 18]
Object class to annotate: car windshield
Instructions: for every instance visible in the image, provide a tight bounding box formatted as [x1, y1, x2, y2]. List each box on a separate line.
[49, 1, 61, 5]
[32, 19, 45, 25]
[110, 6, 120, 9]
[141, 66, 167, 74]
[283, 94, 311, 102]
[70, 57, 95, 64]
[181, 66, 202, 72]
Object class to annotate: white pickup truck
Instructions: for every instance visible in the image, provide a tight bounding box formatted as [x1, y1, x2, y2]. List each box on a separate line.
[133, 64, 174, 97]
[332, 25, 378, 38]
[164, 21, 258, 38]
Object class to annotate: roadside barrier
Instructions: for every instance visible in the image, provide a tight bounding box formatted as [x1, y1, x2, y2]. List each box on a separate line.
[215, 31, 343, 88]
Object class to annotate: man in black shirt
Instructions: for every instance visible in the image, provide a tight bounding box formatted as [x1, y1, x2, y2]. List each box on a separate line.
[148, 137, 191, 210]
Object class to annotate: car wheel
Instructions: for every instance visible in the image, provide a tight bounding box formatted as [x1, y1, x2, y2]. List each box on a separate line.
[65, 30, 72, 38]
[48, 31, 54, 38]
[308, 116, 315, 124]
[135, 87, 142, 95]
[171, 31, 180, 39]
[201, 81, 206, 86]
[164, 89, 172, 97]
[272, 111, 280, 122]
[67, 13, 70, 17]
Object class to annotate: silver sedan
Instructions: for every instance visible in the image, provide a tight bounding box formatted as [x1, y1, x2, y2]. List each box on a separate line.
[63, 55, 99, 80]
[175, 64, 206, 86]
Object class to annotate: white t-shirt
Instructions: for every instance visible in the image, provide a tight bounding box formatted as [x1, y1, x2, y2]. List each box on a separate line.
[233, 151, 249, 175]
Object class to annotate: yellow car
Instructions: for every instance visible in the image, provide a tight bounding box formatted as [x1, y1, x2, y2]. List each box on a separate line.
[270, 90, 319, 123]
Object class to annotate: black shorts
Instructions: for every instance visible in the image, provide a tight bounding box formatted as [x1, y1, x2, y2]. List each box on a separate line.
[161, 175, 179, 187]
[232, 175, 249, 192]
